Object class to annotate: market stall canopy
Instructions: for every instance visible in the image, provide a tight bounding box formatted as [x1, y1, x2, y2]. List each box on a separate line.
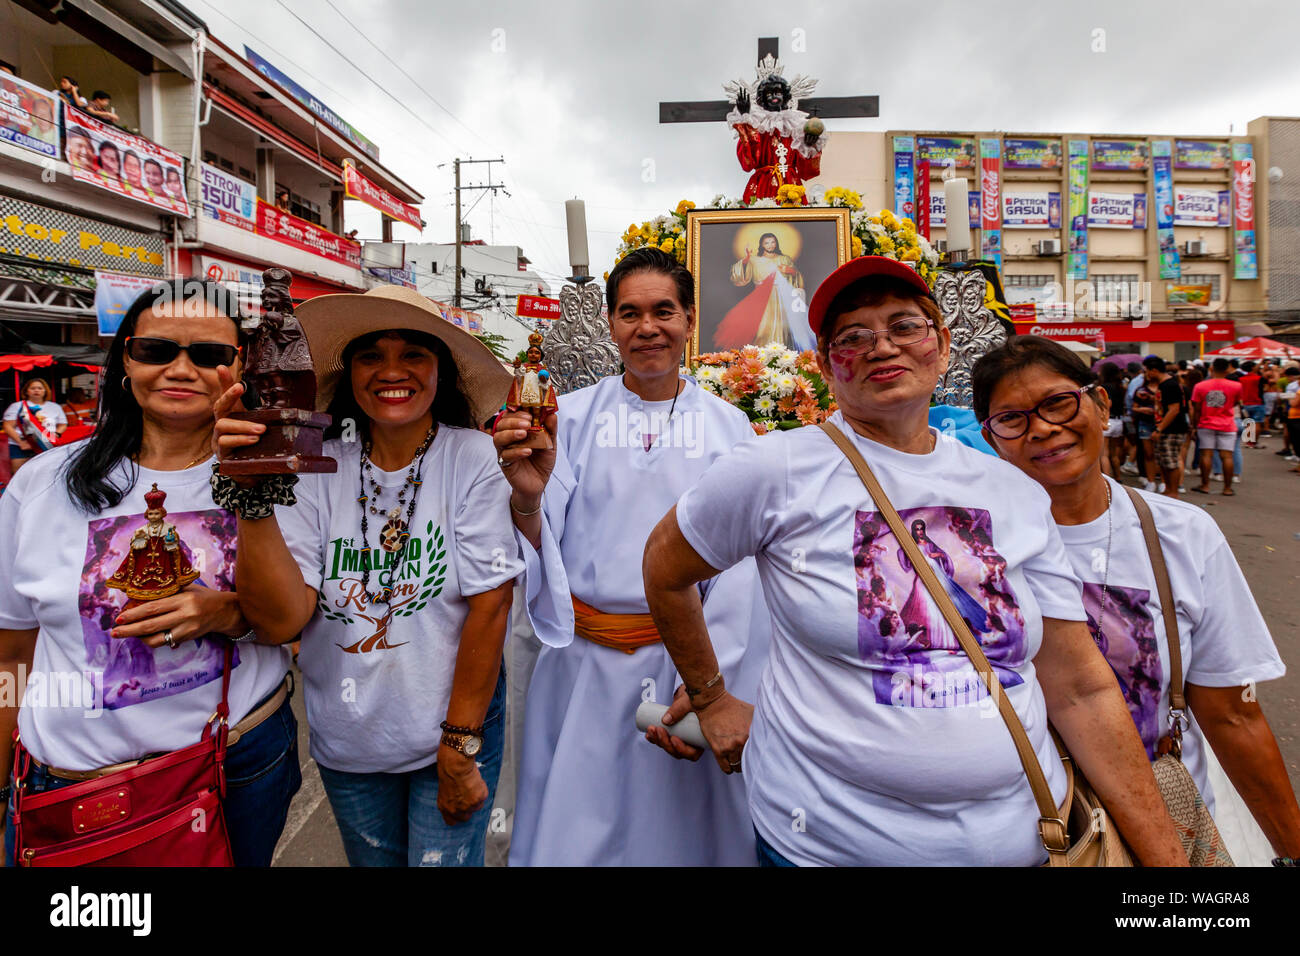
[1203, 337, 1300, 360]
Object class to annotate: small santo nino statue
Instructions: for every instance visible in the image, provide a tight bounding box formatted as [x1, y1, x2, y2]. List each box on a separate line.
[506, 332, 558, 450]
[105, 484, 200, 611]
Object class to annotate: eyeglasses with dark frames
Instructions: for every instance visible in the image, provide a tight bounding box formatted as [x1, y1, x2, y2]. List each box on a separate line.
[125, 336, 241, 369]
[828, 317, 936, 356]
[982, 385, 1098, 440]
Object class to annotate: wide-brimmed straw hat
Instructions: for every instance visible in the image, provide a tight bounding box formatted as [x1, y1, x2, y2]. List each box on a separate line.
[295, 285, 511, 424]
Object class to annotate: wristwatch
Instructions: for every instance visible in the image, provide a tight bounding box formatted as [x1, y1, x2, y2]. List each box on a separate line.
[439, 720, 483, 758]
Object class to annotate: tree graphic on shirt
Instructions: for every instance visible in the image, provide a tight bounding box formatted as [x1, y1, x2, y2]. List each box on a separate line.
[325, 521, 447, 653]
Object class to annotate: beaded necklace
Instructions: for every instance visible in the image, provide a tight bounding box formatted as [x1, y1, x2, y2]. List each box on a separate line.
[357, 423, 438, 604]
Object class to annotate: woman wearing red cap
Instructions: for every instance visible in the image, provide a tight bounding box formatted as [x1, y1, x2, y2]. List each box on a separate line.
[644, 256, 1188, 866]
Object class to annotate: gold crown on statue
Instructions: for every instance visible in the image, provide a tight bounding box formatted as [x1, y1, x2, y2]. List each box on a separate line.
[527, 332, 544, 349]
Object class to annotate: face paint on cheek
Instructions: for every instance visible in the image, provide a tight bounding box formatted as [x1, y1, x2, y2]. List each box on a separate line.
[828, 351, 856, 383]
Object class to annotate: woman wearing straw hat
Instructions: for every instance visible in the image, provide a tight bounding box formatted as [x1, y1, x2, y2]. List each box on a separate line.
[212, 285, 522, 867]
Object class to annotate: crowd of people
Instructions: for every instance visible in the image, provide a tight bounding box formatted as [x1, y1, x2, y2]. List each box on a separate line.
[1, 256, 1298, 868]
[1101, 352, 1300, 499]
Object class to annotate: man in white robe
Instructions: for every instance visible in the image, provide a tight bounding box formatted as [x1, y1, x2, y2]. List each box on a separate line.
[494, 248, 770, 866]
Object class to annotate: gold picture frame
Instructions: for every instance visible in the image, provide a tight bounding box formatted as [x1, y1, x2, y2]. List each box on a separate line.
[684, 205, 852, 365]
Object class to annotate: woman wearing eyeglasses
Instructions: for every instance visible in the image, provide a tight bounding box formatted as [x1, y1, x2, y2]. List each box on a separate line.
[971, 335, 1300, 867]
[0, 279, 300, 867]
[644, 257, 1187, 866]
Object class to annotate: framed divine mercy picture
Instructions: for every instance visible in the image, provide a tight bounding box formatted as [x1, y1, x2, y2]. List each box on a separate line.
[684, 205, 851, 364]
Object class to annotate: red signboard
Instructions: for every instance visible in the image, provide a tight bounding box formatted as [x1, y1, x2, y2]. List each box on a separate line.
[1013, 320, 1235, 343]
[343, 160, 422, 231]
[256, 199, 362, 269]
[516, 294, 561, 321]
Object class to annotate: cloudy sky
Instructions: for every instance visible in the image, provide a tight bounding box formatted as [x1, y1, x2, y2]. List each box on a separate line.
[187, 0, 1300, 291]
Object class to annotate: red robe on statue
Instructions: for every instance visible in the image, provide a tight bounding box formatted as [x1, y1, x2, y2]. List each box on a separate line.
[728, 106, 825, 204]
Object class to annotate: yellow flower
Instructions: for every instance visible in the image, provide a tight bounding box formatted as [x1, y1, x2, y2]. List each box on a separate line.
[880, 209, 899, 230]
[675, 199, 696, 216]
[901, 218, 917, 235]
[825, 186, 863, 210]
[603, 271, 610, 281]
[877, 236, 896, 254]
[851, 235, 864, 257]
[660, 238, 674, 253]
[900, 247, 920, 262]
[776, 184, 806, 207]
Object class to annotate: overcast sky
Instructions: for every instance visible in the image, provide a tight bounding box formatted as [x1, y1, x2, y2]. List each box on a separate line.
[187, 0, 1300, 292]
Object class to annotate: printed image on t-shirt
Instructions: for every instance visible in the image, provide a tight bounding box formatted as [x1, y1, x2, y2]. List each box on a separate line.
[1081, 581, 1162, 757]
[79, 508, 238, 710]
[1204, 390, 1227, 410]
[853, 506, 1027, 707]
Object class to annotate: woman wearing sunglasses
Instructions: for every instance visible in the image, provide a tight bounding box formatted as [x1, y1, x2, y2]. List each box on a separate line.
[644, 257, 1187, 866]
[0, 279, 300, 867]
[972, 336, 1300, 867]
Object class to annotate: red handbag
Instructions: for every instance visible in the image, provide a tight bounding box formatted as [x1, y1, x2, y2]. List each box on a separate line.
[11, 644, 236, 867]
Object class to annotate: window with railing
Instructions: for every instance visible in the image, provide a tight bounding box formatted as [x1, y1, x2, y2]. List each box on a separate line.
[1181, 273, 1222, 302]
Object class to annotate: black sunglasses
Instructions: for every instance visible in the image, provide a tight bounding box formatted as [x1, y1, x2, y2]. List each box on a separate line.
[125, 336, 241, 369]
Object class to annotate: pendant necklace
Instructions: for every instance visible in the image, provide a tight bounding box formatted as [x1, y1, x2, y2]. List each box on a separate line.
[358, 423, 437, 604]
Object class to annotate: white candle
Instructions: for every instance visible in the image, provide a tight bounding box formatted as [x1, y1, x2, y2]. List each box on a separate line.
[565, 199, 589, 276]
[944, 177, 971, 253]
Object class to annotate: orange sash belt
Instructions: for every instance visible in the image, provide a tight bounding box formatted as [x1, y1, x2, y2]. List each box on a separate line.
[571, 594, 661, 655]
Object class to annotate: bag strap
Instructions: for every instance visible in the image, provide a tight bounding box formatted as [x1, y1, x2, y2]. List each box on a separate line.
[1122, 486, 1187, 755]
[817, 423, 1070, 859]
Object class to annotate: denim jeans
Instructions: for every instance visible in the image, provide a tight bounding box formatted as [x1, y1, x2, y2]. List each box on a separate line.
[755, 827, 797, 867]
[317, 670, 505, 867]
[5, 686, 301, 867]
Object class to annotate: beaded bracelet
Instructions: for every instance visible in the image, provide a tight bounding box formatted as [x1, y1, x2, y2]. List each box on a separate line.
[210, 464, 299, 520]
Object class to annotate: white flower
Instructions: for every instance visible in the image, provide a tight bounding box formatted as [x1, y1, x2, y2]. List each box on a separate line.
[693, 366, 717, 384]
[751, 198, 778, 208]
[774, 374, 798, 397]
[758, 341, 785, 364]
[773, 349, 798, 370]
[866, 221, 886, 236]
[754, 395, 777, 413]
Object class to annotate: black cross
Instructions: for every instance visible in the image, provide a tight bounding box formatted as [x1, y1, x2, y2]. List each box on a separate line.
[658, 37, 879, 124]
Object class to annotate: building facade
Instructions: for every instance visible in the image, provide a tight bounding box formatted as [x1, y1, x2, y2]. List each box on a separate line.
[818, 125, 1294, 361]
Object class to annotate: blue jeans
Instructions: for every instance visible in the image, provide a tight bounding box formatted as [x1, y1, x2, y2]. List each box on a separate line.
[5, 685, 301, 867]
[755, 828, 798, 867]
[317, 670, 505, 867]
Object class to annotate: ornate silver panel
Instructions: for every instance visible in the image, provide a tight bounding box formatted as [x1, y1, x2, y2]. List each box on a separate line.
[931, 266, 1008, 408]
[543, 282, 622, 395]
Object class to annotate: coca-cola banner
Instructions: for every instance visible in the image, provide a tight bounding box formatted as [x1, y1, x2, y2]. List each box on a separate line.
[255, 198, 361, 268]
[1152, 140, 1180, 280]
[927, 189, 981, 227]
[1232, 142, 1257, 279]
[1002, 190, 1062, 229]
[1067, 140, 1088, 280]
[64, 107, 192, 217]
[979, 138, 1001, 267]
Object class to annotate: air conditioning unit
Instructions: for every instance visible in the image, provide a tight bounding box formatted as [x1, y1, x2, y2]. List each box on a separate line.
[1035, 239, 1062, 256]
[932, 239, 947, 253]
[1184, 239, 1208, 256]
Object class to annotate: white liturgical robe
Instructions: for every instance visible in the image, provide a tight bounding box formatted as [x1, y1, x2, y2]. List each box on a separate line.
[509, 374, 771, 866]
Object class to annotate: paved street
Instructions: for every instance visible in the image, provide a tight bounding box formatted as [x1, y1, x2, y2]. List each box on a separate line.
[270, 438, 1300, 866]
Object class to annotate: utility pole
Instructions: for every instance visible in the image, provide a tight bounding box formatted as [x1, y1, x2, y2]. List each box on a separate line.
[450, 157, 508, 308]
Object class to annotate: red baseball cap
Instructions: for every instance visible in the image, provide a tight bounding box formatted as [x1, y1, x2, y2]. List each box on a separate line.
[807, 256, 934, 337]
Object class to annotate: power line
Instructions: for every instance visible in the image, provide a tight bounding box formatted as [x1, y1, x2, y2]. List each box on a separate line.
[274, 0, 471, 154]
[322, 0, 490, 151]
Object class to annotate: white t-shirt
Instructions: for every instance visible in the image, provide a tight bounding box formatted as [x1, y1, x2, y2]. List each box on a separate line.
[4, 400, 67, 445]
[278, 428, 523, 774]
[1056, 477, 1285, 814]
[0, 444, 290, 770]
[675, 413, 1087, 866]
